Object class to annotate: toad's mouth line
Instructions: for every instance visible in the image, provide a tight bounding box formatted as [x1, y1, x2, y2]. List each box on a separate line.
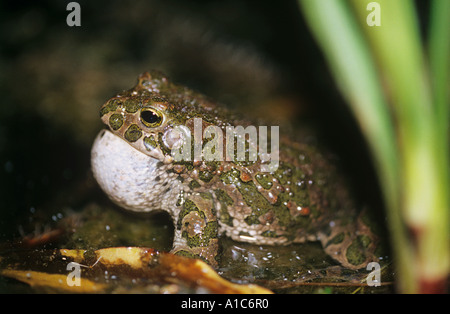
[101, 127, 168, 162]
[101, 115, 281, 172]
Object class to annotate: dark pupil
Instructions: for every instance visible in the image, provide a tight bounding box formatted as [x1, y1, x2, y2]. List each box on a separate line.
[141, 110, 161, 125]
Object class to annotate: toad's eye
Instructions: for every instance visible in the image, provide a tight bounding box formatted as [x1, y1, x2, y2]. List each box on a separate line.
[140, 108, 163, 127]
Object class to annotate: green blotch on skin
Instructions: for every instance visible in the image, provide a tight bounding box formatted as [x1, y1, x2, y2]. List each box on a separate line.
[219, 168, 240, 185]
[189, 180, 201, 189]
[244, 214, 261, 225]
[255, 173, 273, 190]
[124, 124, 143, 142]
[100, 99, 121, 117]
[177, 199, 205, 230]
[346, 235, 371, 266]
[273, 162, 293, 185]
[143, 135, 158, 151]
[205, 161, 218, 171]
[124, 99, 141, 113]
[261, 230, 279, 238]
[326, 232, 345, 247]
[215, 189, 233, 206]
[183, 221, 218, 248]
[199, 170, 213, 183]
[109, 113, 124, 130]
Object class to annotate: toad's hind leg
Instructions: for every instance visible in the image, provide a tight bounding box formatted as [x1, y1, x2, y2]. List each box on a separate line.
[318, 209, 381, 270]
[170, 192, 219, 268]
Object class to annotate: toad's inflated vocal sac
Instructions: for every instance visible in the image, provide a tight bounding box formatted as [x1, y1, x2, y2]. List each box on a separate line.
[91, 71, 381, 269]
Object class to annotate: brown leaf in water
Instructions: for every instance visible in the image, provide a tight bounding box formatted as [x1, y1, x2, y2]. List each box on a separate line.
[0, 247, 272, 294]
[0, 269, 106, 293]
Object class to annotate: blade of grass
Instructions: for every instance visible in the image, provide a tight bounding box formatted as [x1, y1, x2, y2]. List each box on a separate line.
[429, 0, 450, 127]
[298, 0, 414, 291]
[350, 0, 449, 293]
[427, 0, 450, 292]
[296, 1, 399, 200]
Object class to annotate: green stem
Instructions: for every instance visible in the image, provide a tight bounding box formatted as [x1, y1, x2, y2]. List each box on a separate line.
[298, 0, 450, 292]
[429, 0, 450, 127]
[351, 0, 449, 293]
[298, 0, 410, 290]
[427, 0, 450, 292]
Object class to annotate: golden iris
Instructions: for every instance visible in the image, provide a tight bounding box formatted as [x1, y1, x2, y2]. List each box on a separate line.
[140, 108, 163, 127]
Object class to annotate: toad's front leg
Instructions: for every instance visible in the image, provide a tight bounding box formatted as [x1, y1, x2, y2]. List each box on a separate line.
[171, 192, 219, 268]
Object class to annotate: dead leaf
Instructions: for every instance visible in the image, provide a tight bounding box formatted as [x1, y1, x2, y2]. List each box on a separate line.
[1, 247, 272, 294]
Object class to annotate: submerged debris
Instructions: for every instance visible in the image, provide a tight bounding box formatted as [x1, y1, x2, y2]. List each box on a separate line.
[0, 247, 272, 294]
